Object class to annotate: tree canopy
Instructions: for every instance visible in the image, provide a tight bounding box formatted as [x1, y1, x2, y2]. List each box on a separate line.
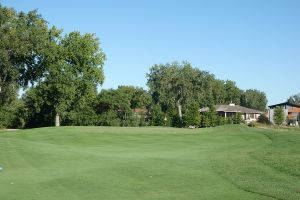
[146, 62, 217, 121]
[0, 5, 57, 90]
[146, 61, 267, 127]
[95, 86, 151, 126]
[288, 93, 300, 105]
[0, 5, 106, 127]
[24, 31, 106, 127]
[240, 89, 267, 111]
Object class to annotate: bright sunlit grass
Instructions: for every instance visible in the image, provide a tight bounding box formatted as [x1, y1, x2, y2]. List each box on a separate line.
[0, 125, 300, 200]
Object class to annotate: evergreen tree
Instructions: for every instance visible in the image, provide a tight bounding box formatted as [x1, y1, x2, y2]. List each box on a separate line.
[183, 102, 200, 127]
[273, 106, 284, 125]
[233, 113, 243, 124]
[216, 115, 226, 126]
[150, 104, 164, 126]
[208, 106, 218, 127]
[200, 112, 211, 128]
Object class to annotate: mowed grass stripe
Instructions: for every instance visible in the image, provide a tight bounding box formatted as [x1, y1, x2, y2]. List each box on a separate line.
[0, 125, 299, 200]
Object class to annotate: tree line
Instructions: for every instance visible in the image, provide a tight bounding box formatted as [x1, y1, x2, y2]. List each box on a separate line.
[1, 5, 291, 129]
[146, 62, 268, 126]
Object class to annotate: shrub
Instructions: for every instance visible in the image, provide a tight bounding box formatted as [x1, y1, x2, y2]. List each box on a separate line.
[233, 113, 243, 124]
[62, 103, 100, 126]
[120, 114, 142, 127]
[208, 110, 218, 127]
[164, 107, 184, 127]
[200, 112, 211, 128]
[170, 114, 183, 128]
[139, 115, 149, 127]
[183, 102, 200, 127]
[64, 111, 98, 126]
[248, 122, 256, 127]
[226, 117, 233, 124]
[97, 111, 120, 126]
[258, 114, 271, 125]
[0, 99, 26, 129]
[199, 107, 218, 128]
[149, 105, 165, 126]
[216, 116, 226, 126]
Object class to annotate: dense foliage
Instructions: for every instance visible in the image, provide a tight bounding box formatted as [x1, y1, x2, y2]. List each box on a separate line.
[0, 5, 55, 128]
[0, 5, 105, 128]
[23, 31, 105, 127]
[95, 86, 151, 127]
[240, 89, 268, 111]
[288, 93, 300, 105]
[146, 62, 266, 127]
[257, 114, 271, 125]
[183, 102, 201, 127]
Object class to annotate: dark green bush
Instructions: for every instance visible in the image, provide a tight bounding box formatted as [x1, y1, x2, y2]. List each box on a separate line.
[149, 105, 165, 126]
[233, 113, 243, 124]
[216, 116, 226, 126]
[183, 102, 200, 127]
[0, 99, 26, 129]
[64, 111, 98, 126]
[226, 117, 233, 124]
[258, 115, 271, 125]
[200, 112, 210, 127]
[166, 108, 183, 127]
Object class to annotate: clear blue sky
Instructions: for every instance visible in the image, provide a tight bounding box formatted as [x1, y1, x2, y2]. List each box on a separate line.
[2, 0, 300, 105]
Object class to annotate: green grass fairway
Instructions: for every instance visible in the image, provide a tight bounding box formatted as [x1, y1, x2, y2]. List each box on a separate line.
[1, 125, 300, 200]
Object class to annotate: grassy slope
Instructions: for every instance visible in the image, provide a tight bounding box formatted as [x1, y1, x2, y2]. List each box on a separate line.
[0, 125, 299, 200]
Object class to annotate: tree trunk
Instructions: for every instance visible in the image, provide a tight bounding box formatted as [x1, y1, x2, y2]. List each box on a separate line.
[55, 113, 60, 127]
[177, 101, 183, 121]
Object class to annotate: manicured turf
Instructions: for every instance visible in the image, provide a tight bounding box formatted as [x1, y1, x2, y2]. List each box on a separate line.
[0, 125, 300, 200]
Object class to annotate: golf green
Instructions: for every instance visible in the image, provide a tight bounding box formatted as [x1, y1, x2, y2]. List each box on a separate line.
[0, 125, 300, 200]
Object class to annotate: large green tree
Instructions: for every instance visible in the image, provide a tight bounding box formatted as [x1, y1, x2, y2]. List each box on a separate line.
[183, 102, 201, 127]
[0, 5, 60, 128]
[147, 62, 215, 122]
[240, 89, 267, 111]
[212, 79, 226, 105]
[224, 80, 242, 105]
[0, 5, 56, 91]
[24, 31, 105, 127]
[147, 62, 192, 121]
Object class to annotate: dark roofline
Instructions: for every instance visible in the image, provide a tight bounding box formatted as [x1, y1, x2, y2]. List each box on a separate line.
[268, 102, 300, 109]
[200, 104, 263, 114]
[217, 105, 263, 114]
